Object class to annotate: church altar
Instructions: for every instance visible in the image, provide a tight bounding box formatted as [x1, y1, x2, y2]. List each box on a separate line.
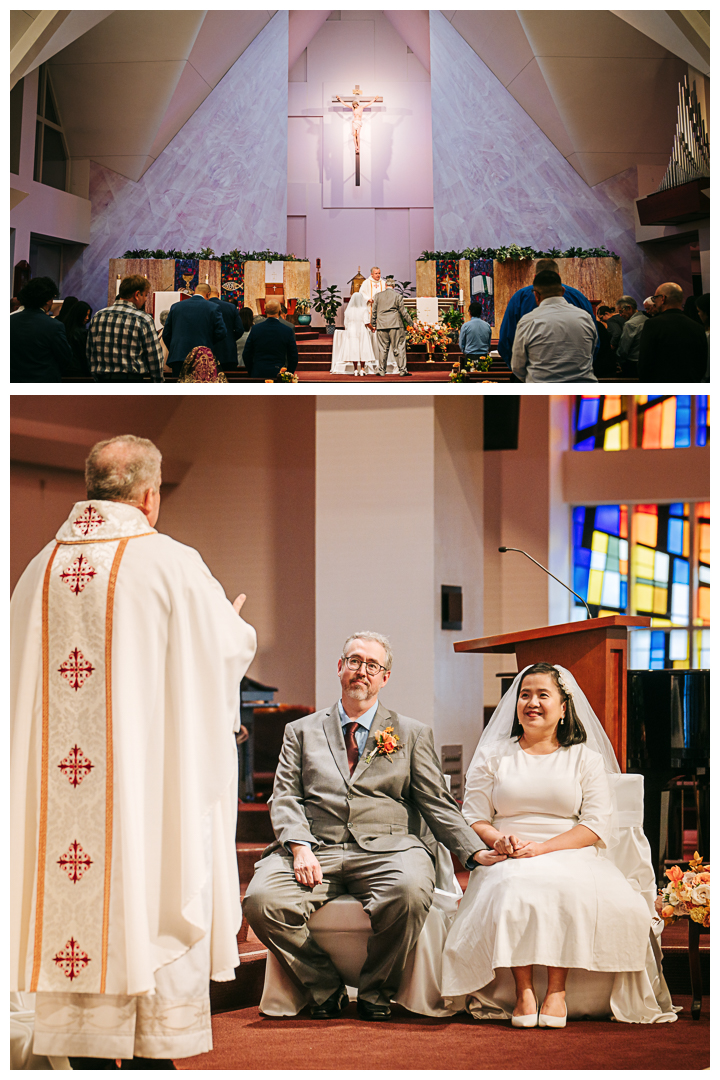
[417, 257, 624, 328]
[108, 259, 311, 316]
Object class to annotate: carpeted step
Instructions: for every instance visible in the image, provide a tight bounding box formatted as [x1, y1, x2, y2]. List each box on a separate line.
[237, 842, 267, 885]
[236, 803, 275, 843]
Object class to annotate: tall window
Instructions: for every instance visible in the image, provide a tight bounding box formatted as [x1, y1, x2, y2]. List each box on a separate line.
[34, 65, 67, 191]
[572, 502, 710, 670]
[573, 396, 709, 450]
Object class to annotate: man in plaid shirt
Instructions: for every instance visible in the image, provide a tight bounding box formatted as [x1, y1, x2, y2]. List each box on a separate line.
[88, 275, 165, 381]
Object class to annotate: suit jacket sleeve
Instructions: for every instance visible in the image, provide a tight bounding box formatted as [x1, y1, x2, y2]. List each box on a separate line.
[498, 293, 520, 365]
[371, 295, 379, 327]
[398, 297, 412, 326]
[212, 305, 227, 344]
[269, 724, 317, 848]
[409, 727, 480, 864]
[232, 306, 244, 341]
[162, 307, 173, 347]
[243, 326, 256, 374]
[286, 325, 299, 372]
[637, 320, 653, 380]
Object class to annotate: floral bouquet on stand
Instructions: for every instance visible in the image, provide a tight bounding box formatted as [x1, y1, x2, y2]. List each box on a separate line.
[278, 367, 299, 383]
[656, 851, 710, 927]
[449, 362, 469, 383]
[407, 321, 453, 361]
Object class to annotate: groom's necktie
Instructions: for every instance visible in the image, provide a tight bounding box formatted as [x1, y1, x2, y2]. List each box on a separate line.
[344, 722, 360, 775]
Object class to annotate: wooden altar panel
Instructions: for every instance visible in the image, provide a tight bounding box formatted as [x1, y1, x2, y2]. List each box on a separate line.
[459, 259, 471, 321]
[108, 259, 174, 310]
[416, 260, 436, 298]
[244, 261, 266, 314]
[556, 258, 624, 306]
[492, 259, 534, 332]
[284, 261, 311, 301]
[199, 259, 221, 293]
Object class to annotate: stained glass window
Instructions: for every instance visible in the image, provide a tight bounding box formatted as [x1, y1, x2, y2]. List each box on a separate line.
[573, 396, 628, 451]
[573, 396, 709, 449]
[572, 502, 709, 669]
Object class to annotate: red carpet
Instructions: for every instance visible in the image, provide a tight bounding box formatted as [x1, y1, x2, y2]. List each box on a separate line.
[176, 995, 707, 1070]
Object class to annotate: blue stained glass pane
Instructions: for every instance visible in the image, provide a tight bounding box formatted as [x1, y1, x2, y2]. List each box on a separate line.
[669, 503, 684, 516]
[696, 396, 708, 446]
[574, 436, 596, 451]
[647, 395, 663, 402]
[620, 580, 628, 609]
[577, 398, 600, 430]
[595, 505, 620, 535]
[675, 428, 691, 448]
[573, 507, 585, 524]
[651, 630, 665, 648]
[677, 395, 691, 409]
[573, 566, 590, 598]
[673, 558, 690, 584]
[575, 547, 591, 568]
[667, 518, 684, 555]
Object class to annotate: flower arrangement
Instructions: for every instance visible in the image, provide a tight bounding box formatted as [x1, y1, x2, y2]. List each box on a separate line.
[449, 363, 469, 383]
[419, 245, 618, 262]
[365, 726, 402, 762]
[655, 852, 710, 928]
[407, 320, 453, 360]
[441, 306, 464, 332]
[278, 368, 299, 383]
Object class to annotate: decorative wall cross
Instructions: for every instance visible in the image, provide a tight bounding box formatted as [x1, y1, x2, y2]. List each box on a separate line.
[335, 86, 383, 186]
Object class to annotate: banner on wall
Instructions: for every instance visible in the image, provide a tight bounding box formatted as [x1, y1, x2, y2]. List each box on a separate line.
[435, 259, 459, 299]
[174, 259, 199, 293]
[221, 260, 244, 306]
[469, 257, 494, 325]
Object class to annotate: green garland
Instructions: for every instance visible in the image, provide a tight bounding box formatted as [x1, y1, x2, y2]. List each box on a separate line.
[120, 247, 306, 262]
[419, 244, 618, 262]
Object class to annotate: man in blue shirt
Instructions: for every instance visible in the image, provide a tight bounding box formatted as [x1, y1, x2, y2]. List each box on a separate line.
[459, 301, 492, 361]
[498, 258, 594, 368]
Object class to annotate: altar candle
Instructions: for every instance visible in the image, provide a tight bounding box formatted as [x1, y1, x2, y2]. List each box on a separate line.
[116, 274, 121, 296]
[205, 274, 209, 284]
[459, 289, 464, 304]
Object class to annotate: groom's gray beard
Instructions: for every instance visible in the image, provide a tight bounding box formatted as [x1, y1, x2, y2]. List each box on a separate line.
[346, 679, 373, 701]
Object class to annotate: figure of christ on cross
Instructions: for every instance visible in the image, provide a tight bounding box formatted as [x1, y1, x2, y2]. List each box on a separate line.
[335, 93, 381, 154]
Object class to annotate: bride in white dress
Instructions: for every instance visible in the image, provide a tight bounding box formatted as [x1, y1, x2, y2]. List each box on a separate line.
[330, 292, 378, 376]
[440, 663, 677, 1026]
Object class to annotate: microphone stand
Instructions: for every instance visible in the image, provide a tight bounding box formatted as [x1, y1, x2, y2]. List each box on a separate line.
[498, 546, 592, 620]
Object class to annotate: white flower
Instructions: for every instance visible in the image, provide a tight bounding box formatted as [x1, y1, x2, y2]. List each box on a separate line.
[691, 883, 710, 906]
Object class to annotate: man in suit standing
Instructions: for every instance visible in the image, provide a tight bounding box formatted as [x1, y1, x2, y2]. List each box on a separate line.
[162, 283, 226, 375]
[208, 287, 245, 369]
[371, 277, 416, 377]
[242, 298, 299, 379]
[244, 632, 501, 1021]
[10, 276, 73, 382]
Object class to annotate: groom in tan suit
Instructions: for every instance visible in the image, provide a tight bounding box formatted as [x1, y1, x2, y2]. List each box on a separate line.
[244, 632, 495, 1021]
[371, 278, 416, 377]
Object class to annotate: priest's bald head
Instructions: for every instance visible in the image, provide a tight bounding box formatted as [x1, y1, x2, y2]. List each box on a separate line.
[85, 434, 162, 526]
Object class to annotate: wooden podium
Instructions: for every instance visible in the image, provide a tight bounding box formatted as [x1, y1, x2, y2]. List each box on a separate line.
[454, 616, 651, 770]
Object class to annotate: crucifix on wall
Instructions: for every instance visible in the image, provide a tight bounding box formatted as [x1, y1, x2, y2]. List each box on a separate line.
[335, 86, 383, 186]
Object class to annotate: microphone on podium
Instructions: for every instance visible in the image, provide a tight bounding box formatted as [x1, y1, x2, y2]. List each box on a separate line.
[498, 546, 592, 620]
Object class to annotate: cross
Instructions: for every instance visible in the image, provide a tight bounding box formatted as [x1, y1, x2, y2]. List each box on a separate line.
[53, 937, 91, 981]
[58, 839, 93, 883]
[59, 648, 95, 691]
[73, 505, 104, 536]
[334, 86, 383, 186]
[60, 554, 97, 595]
[58, 744, 94, 787]
[439, 274, 457, 297]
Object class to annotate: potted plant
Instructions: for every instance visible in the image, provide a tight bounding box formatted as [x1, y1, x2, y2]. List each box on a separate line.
[295, 298, 312, 325]
[312, 285, 343, 334]
[441, 305, 464, 342]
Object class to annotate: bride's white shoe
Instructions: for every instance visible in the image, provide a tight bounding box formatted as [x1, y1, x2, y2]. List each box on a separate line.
[538, 1003, 567, 1028]
[511, 997, 539, 1028]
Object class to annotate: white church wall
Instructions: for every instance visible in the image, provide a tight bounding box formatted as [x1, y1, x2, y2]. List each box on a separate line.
[289, 12, 433, 321]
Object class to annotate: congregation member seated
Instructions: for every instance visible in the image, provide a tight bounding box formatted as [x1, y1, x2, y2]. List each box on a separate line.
[441, 664, 677, 1026]
[162, 283, 227, 376]
[638, 282, 708, 382]
[510, 271, 597, 382]
[243, 297, 299, 380]
[459, 302, 492, 363]
[236, 306, 255, 368]
[176, 345, 228, 383]
[498, 259, 594, 367]
[10, 276, 73, 382]
[615, 297, 646, 378]
[62, 300, 93, 377]
[208, 286, 245, 369]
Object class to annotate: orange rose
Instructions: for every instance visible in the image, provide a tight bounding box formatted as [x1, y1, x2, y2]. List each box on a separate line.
[383, 738, 395, 753]
[661, 905, 675, 919]
[666, 865, 684, 884]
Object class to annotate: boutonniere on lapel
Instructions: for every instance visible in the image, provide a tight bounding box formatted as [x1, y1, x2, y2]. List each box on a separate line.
[365, 726, 402, 763]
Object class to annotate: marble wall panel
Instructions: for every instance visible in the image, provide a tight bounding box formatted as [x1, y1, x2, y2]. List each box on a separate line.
[244, 262, 266, 316]
[283, 262, 311, 301]
[429, 11, 690, 301]
[64, 13, 289, 315]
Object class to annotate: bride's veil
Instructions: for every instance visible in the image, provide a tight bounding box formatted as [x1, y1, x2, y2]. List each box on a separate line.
[344, 291, 369, 325]
[468, 665, 621, 776]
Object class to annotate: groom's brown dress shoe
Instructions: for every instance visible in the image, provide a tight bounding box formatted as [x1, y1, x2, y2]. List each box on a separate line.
[310, 986, 349, 1019]
[357, 999, 392, 1021]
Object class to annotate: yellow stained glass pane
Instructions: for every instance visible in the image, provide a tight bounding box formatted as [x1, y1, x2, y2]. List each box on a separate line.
[636, 395, 648, 406]
[660, 397, 676, 448]
[698, 523, 710, 562]
[602, 396, 622, 420]
[634, 583, 654, 611]
[635, 513, 658, 548]
[653, 586, 668, 614]
[651, 616, 672, 626]
[620, 419, 629, 449]
[587, 569, 603, 605]
[599, 608, 620, 617]
[591, 531, 609, 553]
[603, 423, 622, 450]
[633, 545, 655, 578]
[683, 522, 690, 558]
[697, 587, 710, 624]
[672, 660, 690, 669]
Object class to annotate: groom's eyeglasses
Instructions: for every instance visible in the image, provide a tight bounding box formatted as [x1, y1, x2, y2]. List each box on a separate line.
[342, 655, 387, 677]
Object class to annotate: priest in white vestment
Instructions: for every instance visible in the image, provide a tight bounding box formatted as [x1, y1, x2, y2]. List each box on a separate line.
[358, 266, 386, 310]
[10, 435, 257, 1067]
